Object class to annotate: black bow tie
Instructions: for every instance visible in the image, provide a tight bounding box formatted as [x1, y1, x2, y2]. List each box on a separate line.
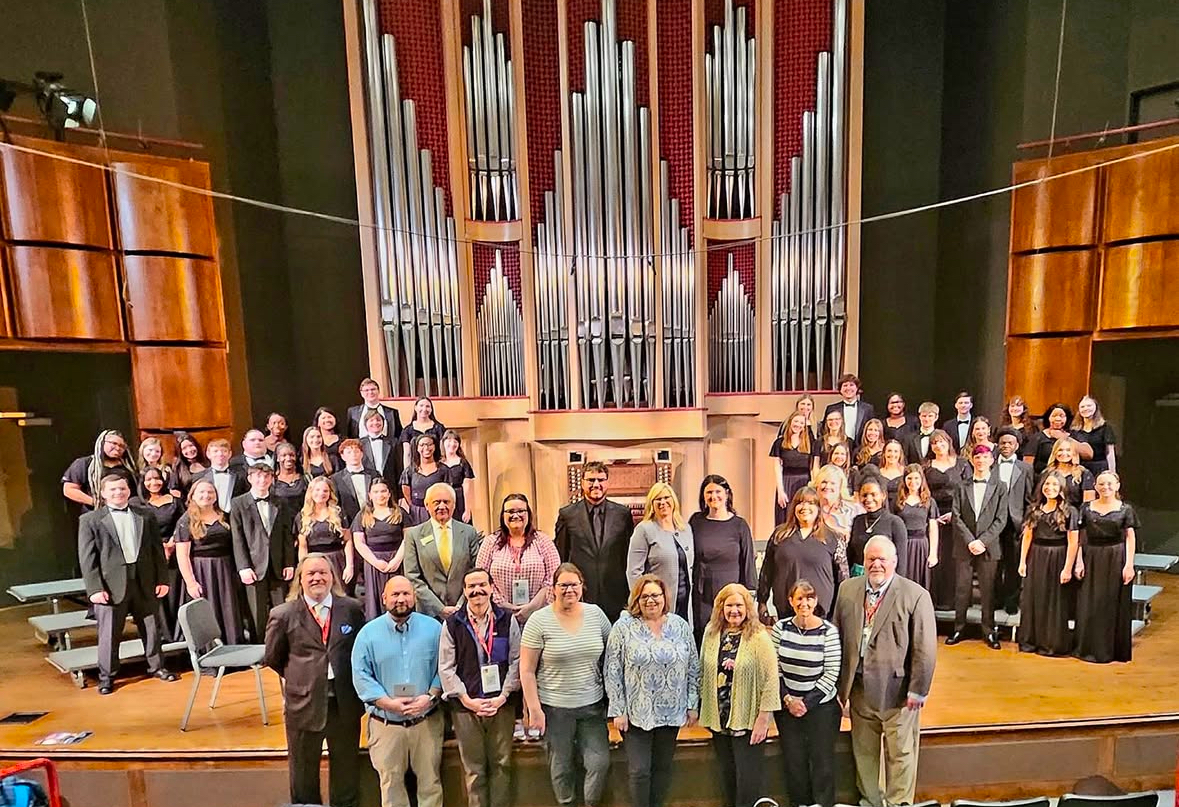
[109, 506, 129, 513]
[1000, 457, 1014, 464]
[351, 471, 365, 477]
[214, 469, 229, 475]
[254, 496, 270, 504]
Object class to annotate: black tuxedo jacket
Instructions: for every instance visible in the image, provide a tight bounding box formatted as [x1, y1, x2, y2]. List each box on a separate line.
[347, 403, 404, 440]
[951, 475, 1008, 561]
[78, 504, 167, 604]
[330, 468, 380, 525]
[996, 457, 1035, 529]
[554, 498, 634, 619]
[360, 434, 401, 486]
[230, 491, 296, 579]
[902, 430, 936, 465]
[824, 400, 876, 447]
[263, 596, 365, 732]
[229, 453, 275, 474]
[941, 417, 974, 453]
[197, 467, 250, 501]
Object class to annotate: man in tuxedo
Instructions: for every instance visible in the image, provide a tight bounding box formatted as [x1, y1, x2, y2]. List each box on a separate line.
[330, 439, 378, 525]
[347, 377, 404, 440]
[231, 463, 296, 643]
[994, 428, 1035, 613]
[78, 474, 178, 694]
[264, 554, 365, 807]
[199, 439, 249, 512]
[947, 445, 1008, 649]
[553, 461, 634, 621]
[941, 390, 974, 453]
[403, 482, 483, 619]
[903, 402, 940, 465]
[832, 537, 936, 807]
[824, 373, 875, 447]
[229, 428, 274, 474]
[360, 409, 400, 486]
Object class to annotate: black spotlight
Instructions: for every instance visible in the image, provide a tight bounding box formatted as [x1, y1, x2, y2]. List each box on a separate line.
[33, 72, 98, 137]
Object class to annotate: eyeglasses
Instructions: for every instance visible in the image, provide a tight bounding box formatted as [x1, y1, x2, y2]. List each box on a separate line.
[555, 582, 582, 590]
[638, 593, 664, 602]
[503, 508, 529, 515]
[583, 477, 607, 486]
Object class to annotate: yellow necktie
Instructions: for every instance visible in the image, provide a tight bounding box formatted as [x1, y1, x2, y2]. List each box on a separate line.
[438, 524, 452, 572]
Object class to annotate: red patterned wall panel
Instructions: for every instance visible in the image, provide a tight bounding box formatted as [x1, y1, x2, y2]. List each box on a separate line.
[707, 241, 757, 306]
[773, 0, 832, 205]
[521, 0, 561, 226]
[657, 0, 695, 233]
[472, 241, 523, 310]
[380, 0, 452, 210]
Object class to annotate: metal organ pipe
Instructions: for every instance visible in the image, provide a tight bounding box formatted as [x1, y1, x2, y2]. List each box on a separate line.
[463, 0, 519, 222]
[706, 0, 756, 220]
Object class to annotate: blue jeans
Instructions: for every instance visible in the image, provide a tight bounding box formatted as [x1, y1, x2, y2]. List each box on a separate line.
[542, 700, 611, 806]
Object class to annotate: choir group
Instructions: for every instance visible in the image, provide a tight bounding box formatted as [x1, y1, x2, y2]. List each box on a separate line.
[64, 374, 1139, 807]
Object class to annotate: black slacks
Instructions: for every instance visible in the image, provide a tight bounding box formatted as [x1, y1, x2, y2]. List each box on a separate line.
[996, 522, 1023, 611]
[286, 694, 361, 807]
[623, 724, 679, 807]
[95, 567, 164, 684]
[775, 698, 841, 807]
[954, 552, 998, 635]
[710, 731, 765, 807]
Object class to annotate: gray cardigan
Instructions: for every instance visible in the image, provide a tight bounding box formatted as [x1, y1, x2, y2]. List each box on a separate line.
[626, 520, 695, 625]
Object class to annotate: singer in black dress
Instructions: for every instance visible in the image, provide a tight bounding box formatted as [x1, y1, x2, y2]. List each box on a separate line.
[1039, 438, 1096, 510]
[771, 411, 815, 525]
[847, 478, 908, 578]
[1022, 403, 1073, 476]
[175, 480, 244, 644]
[271, 442, 308, 510]
[440, 429, 476, 524]
[314, 407, 343, 470]
[924, 431, 970, 609]
[896, 464, 939, 592]
[882, 392, 918, 442]
[350, 479, 406, 621]
[133, 467, 184, 640]
[399, 433, 447, 526]
[1017, 474, 1079, 657]
[398, 396, 447, 467]
[1074, 475, 1137, 663]
[1071, 395, 1117, 477]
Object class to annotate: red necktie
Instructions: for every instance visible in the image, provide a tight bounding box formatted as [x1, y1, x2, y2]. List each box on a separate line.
[310, 603, 329, 644]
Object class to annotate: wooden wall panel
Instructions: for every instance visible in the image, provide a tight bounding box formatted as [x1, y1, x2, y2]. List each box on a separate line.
[1104, 146, 1179, 242]
[123, 255, 225, 343]
[138, 428, 234, 463]
[0, 248, 10, 338]
[1099, 241, 1179, 331]
[0, 140, 112, 248]
[111, 159, 216, 257]
[131, 345, 231, 429]
[1010, 153, 1101, 252]
[1007, 250, 1095, 335]
[6, 246, 122, 340]
[1004, 336, 1091, 417]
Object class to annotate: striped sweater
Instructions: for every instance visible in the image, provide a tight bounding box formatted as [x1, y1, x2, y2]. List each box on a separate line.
[770, 617, 842, 707]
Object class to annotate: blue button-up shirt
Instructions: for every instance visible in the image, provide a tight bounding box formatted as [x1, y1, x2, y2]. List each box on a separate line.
[351, 611, 442, 723]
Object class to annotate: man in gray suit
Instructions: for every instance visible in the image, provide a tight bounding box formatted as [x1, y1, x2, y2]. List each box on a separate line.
[947, 445, 1008, 649]
[832, 536, 936, 807]
[403, 482, 482, 619]
[78, 474, 178, 695]
[994, 427, 1035, 613]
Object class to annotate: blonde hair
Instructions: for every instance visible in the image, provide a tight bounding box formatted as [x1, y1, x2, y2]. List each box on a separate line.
[299, 477, 345, 541]
[855, 418, 886, 466]
[811, 463, 853, 502]
[286, 552, 347, 601]
[627, 573, 670, 618]
[642, 481, 686, 530]
[137, 437, 166, 470]
[184, 479, 228, 540]
[704, 583, 761, 641]
[301, 426, 334, 475]
[779, 410, 812, 454]
[1073, 395, 1107, 430]
[1046, 437, 1084, 483]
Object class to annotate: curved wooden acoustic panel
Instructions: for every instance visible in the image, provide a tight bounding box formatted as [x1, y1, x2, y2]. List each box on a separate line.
[123, 255, 225, 343]
[1007, 250, 1095, 336]
[1104, 146, 1179, 242]
[1005, 335, 1091, 418]
[1099, 241, 1179, 331]
[1010, 153, 1101, 252]
[131, 345, 231, 429]
[138, 428, 233, 463]
[6, 246, 122, 340]
[111, 159, 216, 257]
[0, 140, 112, 247]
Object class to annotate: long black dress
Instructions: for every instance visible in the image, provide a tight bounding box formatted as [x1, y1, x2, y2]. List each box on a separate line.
[175, 515, 244, 644]
[297, 513, 348, 583]
[399, 465, 449, 526]
[689, 513, 757, 635]
[769, 437, 813, 524]
[133, 496, 183, 640]
[1024, 431, 1059, 477]
[878, 470, 904, 504]
[925, 459, 970, 609]
[1017, 506, 1079, 656]
[897, 499, 939, 592]
[883, 415, 918, 443]
[271, 475, 308, 510]
[1074, 502, 1137, 663]
[442, 458, 476, 523]
[1071, 424, 1117, 477]
[351, 511, 405, 621]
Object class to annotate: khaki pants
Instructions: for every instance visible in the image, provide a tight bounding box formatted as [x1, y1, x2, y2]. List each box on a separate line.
[849, 682, 922, 807]
[451, 705, 515, 807]
[367, 711, 444, 807]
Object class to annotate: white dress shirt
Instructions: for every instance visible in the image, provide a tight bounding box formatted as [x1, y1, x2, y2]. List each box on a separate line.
[997, 456, 1015, 487]
[255, 496, 273, 532]
[955, 419, 970, 448]
[349, 470, 368, 507]
[211, 467, 234, 511]
[971, 477, 989, 515]
[369, 438, 385, 473]
[842, 402, 859, 440]
[110, 507, 139, 564]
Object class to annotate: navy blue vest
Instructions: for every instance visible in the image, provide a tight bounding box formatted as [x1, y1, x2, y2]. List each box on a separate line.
[446, 605, 516, 701]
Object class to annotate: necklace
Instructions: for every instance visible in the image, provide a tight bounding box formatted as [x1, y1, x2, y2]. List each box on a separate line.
[864, 511, 883, 533]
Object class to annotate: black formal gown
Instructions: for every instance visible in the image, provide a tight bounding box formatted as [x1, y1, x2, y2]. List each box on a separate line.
[1018, 507, 1079, 656]
[133, 495, 184, 640]
[399, 465, 449, 526]
[897, 500, 939, 592]
[848, 509, 908, 578]
[272, 475, 309, 510]
[176, 515, 244, 644]
[769, 438, 813, 524]
[1024, 431, 1058, 477]
[297, 514, 348, 583]
[322, 437, 342, 472]
[882, 415, 918, 443]
[925, 459, 970, 609]
[689, 513, 757, 633]
[879, 471, 904, 504]
[1071, 425, 1117, 477]
[1037, 467, 1095, 511]
[305, 460, 332, 480]
[442, 458, 476, 523]
[398, 421, 447, 453]
[1074, 502, 1137, 663]
[351, 512, 405, 621]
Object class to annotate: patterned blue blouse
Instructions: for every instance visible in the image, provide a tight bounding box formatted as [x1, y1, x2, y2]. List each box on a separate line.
[604, 611, 701, 731]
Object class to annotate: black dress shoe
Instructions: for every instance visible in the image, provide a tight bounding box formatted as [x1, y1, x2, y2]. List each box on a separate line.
[152, 669, 179, 682]
[986, 633, 1002, 650]
[98, 682, 114, 695]
[945, 631, 964, 646]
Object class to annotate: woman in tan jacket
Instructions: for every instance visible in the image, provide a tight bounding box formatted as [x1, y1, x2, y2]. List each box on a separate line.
[699, 583, 779, 807]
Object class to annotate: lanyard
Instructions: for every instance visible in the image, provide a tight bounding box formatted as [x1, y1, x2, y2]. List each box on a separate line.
[466, 612, 495, 661]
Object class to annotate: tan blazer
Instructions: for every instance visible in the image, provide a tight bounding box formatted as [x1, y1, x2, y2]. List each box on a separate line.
[831, 574, 937, 711]
[403, 519, 482, 618]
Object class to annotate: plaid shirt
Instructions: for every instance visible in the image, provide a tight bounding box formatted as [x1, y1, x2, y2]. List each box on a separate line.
[476, 531, 561, 611]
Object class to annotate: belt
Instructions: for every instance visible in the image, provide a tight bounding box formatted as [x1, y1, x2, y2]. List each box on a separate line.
[370, 709, 436, 728]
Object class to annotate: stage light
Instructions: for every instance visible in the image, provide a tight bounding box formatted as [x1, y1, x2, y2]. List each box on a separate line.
[33, 72, 99, 134]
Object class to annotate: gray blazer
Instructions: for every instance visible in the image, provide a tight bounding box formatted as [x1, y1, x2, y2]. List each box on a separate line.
[950, 475, 1008, 561]
[998, 458, 1035, 529]
[626, 520, 695, 623]
[831, 574, 937, 711]
[403, 518, 482, 618]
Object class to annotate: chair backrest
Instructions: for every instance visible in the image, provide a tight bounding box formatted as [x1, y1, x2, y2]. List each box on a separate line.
[1061, 794, 1159, 807]
[178, 598, 225, 664]
[952, 799, 1051, 807]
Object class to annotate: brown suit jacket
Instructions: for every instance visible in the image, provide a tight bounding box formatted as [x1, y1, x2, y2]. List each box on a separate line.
[263, 595, 365, 731]
[831, 574, 937, 711]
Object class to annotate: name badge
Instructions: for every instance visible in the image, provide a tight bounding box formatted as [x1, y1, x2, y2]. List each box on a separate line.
[480, 664, 502, 694]
[860, 625, 871, 658]
[393, 683, 418, 698]
[421, 536, 434, 545]
[511, 579, 530, 606]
